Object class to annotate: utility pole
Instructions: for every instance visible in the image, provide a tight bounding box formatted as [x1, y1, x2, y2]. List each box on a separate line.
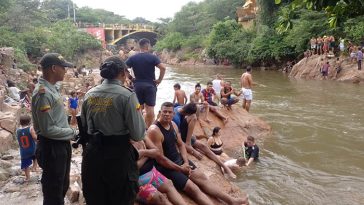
[67, 0, 70, 19]
[73, 2, 76, 23]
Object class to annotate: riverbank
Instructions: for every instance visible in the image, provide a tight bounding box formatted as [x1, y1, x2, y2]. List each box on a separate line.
[289, 54, 364, 84]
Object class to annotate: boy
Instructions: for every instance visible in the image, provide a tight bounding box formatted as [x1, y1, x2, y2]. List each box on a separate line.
[16, 115, 38, 181]
[172, 83, 187, 107]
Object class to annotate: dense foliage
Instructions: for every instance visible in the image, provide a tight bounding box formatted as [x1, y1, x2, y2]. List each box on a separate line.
[0, 0, 153, 70]
[156, 0, 364, 67]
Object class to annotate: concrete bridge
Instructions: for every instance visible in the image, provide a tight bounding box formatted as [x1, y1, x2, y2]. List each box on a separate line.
[78, 24, 158, 48]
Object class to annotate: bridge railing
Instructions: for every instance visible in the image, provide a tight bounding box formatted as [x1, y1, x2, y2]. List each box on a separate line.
[76, 22, 154, 31]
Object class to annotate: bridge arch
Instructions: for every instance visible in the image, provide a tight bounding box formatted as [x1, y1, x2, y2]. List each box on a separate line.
[111, 31, 158, 46]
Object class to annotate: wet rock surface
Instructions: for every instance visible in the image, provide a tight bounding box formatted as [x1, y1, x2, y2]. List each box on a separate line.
[289, 55, 364, 84]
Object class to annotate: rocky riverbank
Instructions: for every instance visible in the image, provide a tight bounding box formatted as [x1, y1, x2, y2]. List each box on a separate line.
[289, 54, 364, 84]
[0, 47, 272, 205]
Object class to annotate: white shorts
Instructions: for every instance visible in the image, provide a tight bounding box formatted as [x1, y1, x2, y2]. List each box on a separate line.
[241, 88, 253, 101]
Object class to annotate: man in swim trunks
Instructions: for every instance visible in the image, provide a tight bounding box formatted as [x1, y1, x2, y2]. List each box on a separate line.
[126, 38, 166, 128]
[147, 102, 248, 205]
[240, 66, 253, 112]
[132, 138, 188, 205]
[173, 103, 236, 178]
[220, 81, 239, 110]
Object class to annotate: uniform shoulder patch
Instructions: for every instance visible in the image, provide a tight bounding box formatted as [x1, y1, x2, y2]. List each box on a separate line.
[136, 103, 141, 111]
[39, 105, 51, 112]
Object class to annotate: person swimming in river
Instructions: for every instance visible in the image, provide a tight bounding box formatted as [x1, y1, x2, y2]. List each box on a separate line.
[173, 83, 187, 107]
[242, 136, 259, 166]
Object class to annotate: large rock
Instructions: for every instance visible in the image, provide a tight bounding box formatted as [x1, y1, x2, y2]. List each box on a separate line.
[289, 55, 364, 83]
[0, 129, 13, 153]
[195, 106, 271, 154]
[0, 167, 10, 181]
[2, 103, 21, 120]
[0, 112, 17, 134]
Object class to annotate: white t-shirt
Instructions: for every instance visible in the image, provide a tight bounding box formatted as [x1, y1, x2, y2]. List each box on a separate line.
[212, 79, 222, 94]
[224, 159, 237, 167]
[8, 87, 20, 101]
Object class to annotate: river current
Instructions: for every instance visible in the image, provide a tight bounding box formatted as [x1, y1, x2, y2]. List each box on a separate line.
[156, 66, 364, 205]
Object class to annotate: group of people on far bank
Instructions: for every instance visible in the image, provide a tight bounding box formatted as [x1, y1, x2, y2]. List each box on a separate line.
[20, 38, 261, 205]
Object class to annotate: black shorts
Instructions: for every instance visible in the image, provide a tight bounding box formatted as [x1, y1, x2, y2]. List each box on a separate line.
[134, 82, 157, 106]
[156, 160, 197, 191]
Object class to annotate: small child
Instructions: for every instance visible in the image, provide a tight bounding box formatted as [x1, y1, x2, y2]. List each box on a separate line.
[172, 83, 187, 107]
[16, 115, 38, 181]
[69, 91, 79, 126]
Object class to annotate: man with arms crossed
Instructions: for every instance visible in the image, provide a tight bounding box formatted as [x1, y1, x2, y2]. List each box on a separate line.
[148, 102, 248, 205]
[240, 66, 253, 112]
[126, 38, 166, 127]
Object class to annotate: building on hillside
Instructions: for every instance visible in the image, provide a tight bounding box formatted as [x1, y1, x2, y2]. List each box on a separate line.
[236, 0, 259, 29]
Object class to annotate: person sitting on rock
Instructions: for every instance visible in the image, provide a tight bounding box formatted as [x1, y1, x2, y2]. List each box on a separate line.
[207, 127, 229, 160]
[148, 102, 248, 205]
[201, 82, 228, 123]
[173, 83, 187, 107]
[6, 80, 21, 101]
[220, 81, 240, 110]
[243, 136, 260, 166]
[16, 115, 38, 181]
[173, 103, 236, 179]
[132, 138, 188, 205]
[224, 157, 247, 174]
[189, 83, 211, 122]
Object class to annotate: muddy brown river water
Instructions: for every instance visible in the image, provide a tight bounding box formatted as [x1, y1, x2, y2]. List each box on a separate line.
[156, 66, 364, 205]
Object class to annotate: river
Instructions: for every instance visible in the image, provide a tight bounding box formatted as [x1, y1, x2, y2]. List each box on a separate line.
[156, 66, 364, 205]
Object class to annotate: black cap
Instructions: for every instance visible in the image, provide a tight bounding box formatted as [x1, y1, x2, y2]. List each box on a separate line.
[40, 53, 73, 69]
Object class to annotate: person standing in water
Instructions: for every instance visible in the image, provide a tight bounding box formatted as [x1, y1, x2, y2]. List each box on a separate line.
[240, 66, 254, 112]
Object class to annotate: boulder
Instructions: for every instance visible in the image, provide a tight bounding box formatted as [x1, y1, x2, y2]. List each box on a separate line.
[289, 55, 364, 83]
[0, 129, 13, 153]
[0, 159, 13, 169]
[194, 106, 271, 155]
[0, 167, 10, 181]
[0, 112, 17, 134]
[2, 103, 21, 120]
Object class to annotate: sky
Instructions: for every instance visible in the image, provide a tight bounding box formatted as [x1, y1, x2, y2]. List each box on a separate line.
[72, 0, 204, 22]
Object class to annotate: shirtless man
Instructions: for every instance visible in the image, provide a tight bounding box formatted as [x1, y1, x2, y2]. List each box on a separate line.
[190, 83, 210, 122]
[148, 102, 248, 205]
[240, 67, 253, 112]
[132, 138, 188, 205]
[173, 83, 187, 107]
[220, 81, 240, 110]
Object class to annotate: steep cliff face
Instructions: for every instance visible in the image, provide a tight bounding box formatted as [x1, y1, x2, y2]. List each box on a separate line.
[289, 55, 364, 84]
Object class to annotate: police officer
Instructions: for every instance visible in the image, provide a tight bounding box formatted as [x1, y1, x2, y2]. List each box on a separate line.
[80, 56, 146, 205]
[32, 53, 77, 205]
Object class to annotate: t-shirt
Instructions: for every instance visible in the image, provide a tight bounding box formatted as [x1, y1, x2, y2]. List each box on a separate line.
[357, 50, 363, 61]
[212, 79, 222, 94]
[244, 143, 259, 160]
[201, 88, 215, 103]
[224, 159, 237, 167]
[69, 97, 78, 109]
[172, 106, 183, 128]
[16, 127, 36, 159]
[125, 52, 161, 84]
[8, 86, 20, 101]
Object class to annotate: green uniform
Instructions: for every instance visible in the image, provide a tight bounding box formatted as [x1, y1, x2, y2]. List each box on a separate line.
[80, 79, 145, 205]
[32, 77, 75, 140]
[81, 79, 145, 139]
[31, 77, 74, 205]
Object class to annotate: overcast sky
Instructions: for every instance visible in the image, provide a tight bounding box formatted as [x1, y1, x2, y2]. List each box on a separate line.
[72, 0, 204, 22]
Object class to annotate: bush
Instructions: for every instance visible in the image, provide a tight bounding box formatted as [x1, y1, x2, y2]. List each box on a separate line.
[155, 32, 185, 51]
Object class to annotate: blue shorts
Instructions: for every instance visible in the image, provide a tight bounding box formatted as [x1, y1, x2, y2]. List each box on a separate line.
[134, 82, 157, 106]
[21, 156, 34, 169]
